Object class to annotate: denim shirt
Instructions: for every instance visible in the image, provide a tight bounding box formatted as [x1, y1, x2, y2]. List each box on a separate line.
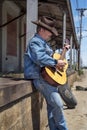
[24, 34, 57, 79]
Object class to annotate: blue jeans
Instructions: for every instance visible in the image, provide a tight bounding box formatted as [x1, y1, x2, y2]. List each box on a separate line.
[33, 75, 68, 130]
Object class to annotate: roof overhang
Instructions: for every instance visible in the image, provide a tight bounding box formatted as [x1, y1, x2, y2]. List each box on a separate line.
[14, 0, 78, 49]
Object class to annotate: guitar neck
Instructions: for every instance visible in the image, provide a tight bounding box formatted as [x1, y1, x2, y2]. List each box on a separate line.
[60, 48, 67, 60]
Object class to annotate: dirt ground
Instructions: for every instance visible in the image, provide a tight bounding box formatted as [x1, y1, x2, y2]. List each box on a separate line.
[64, 69, 87, 130]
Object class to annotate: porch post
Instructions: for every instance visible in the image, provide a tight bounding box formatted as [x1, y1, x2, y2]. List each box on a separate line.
[73, 45, 75, 69]
[0, 2, 2, 72]
[70, 35, 73, 70]
[62, 12, 66, 46]
[26, 0, 38, 46]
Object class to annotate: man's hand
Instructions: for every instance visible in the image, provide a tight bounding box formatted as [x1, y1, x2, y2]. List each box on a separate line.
[63, 44, 70, 50]
[56, 60, 66, 71]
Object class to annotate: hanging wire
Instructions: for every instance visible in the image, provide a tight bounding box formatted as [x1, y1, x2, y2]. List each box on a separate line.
[75, 0, 80, 34]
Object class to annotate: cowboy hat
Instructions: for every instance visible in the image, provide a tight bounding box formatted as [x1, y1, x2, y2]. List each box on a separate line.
[31, 16, 58, 36]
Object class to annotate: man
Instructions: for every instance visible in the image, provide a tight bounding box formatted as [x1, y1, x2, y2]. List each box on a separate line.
[24, 16, 77, 130]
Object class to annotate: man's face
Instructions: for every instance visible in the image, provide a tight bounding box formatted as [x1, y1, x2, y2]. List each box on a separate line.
[43, 29, 53, 41]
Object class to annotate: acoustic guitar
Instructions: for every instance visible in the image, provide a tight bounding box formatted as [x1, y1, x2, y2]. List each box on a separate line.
[41, 47, 69, 86]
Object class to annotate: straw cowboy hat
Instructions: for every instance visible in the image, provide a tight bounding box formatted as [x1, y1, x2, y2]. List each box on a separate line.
[32, 16, 58, 36]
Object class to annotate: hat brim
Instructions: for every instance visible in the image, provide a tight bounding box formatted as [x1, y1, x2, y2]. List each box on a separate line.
[32, 20, 58, 36]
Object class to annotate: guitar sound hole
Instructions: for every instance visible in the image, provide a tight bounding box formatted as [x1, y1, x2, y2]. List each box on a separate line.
[56, 71, 62, 76]
[48, 67, 56, 73]
[48, 67, 62, 76]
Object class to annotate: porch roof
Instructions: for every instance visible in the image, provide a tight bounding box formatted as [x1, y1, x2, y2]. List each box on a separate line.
[14, 0, 78, 49]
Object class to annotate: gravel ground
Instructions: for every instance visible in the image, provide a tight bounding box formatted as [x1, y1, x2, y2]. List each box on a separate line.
[64, 69, 87, 130]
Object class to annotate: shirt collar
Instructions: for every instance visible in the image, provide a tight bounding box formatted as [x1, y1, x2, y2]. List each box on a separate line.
[35, 33, 46, 43]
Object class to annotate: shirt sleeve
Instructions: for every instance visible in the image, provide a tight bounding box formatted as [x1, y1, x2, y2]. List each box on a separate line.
[27, 41, 57, 67]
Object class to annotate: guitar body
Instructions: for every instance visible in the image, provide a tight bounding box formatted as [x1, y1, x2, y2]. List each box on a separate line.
[42, 53, 68, 86]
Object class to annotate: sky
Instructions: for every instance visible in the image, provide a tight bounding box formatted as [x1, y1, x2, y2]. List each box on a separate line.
[70, 0, 87, 66]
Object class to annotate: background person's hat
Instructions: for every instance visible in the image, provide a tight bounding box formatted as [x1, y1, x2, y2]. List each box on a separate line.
[32, 16, 58, 36]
